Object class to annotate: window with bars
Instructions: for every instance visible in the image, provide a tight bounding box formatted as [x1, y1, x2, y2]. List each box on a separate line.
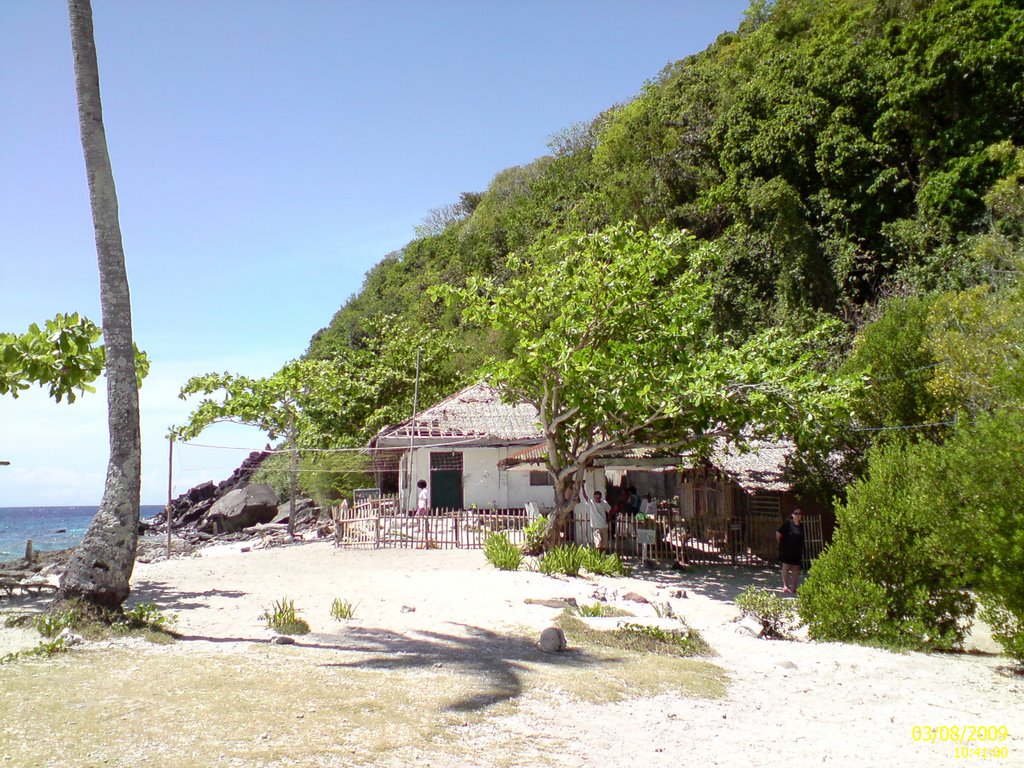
[529, 470, 553, 486]
[430, 452, 464, 471]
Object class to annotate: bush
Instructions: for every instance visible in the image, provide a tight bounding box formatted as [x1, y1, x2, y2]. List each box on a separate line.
[262, 598, 310, 635]
[483, 532, 523, 571]
[799, 440, 975, 650]
[539, 544, 588, 576]
[521, 514, 548, 556]
[581, 547, 629, 576]
[735, 587, 803, 639]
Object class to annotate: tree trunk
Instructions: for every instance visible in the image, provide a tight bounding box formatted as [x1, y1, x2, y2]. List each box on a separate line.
[541, 472, 582, 550]
[56, 0, 141, 612]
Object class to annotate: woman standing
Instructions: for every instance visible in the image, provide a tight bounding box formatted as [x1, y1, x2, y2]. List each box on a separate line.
[776, 509, 804, 593]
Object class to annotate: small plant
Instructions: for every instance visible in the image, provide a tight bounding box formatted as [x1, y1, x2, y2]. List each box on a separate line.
[330, 598, 357, 621]
[116, 602, 175, 630]
[581, 548, 629, 576]
[521, 514, 548, 556]
[33, 606, 83, 639]
[483, 532, 523, 571]
[262, 598, 311, 635]
[539, 544, 587, 576]
[0, 636, 69, 665]
[735, 586, 804, 639]
[652, 601, 679, 620]
[574, 602, 610, 617]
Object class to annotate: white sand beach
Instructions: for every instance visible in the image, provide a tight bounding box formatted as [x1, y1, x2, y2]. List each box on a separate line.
[1, 539, 1021, 767]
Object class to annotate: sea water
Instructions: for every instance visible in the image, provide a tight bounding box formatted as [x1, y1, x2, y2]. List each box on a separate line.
[0, 505, 165, 562]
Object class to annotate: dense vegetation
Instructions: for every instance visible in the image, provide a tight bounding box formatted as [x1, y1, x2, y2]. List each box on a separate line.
[291, 1, 1024, 655]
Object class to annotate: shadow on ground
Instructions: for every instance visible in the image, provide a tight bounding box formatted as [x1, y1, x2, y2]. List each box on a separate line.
[626, 563, 780, 602]
[128, 580, 246, 612]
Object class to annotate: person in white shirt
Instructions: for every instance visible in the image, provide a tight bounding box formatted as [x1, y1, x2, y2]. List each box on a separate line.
[416, 479, 428, 515]
[581, 484, 611, 553]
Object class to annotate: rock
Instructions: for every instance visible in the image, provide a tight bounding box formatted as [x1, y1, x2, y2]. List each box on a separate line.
[271, 635, 296, 645]
[400, 605, 416, 613]
[538, 626, 567, 653]
[524, 597, 578, 609]
[271, 498, 319, 527]
[622, 591, 650, 604]
[57, 627, 83, 647]
[204, 484, 280, 533]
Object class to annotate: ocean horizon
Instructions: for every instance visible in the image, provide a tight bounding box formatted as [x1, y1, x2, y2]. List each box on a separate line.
[0, 505, 166, 563]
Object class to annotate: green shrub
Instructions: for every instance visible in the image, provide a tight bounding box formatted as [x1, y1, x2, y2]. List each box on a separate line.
[980, 601, 1024, 664]
[581, 548, 629, 576]
[33, 607, 82, 639]
[262, 598, 311, 635]
[483, 532, 523, 571]
[0, 636, 69, 665]
[116, 602, 174, 631]
[539, 544, 587, 576]
[799, 441, 975, 651]
[574, 603, 611, 617]
[735, 586, 803, 639]
[330, 598, 357, 621]
[522, 514, 548, 556]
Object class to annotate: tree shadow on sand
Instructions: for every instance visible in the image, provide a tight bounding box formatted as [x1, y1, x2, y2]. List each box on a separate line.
[313, 622, 614, 713]
[625, 563, 780, 602]
[128, 579, 246, 611]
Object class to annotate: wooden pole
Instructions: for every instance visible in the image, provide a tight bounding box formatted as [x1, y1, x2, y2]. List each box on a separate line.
[166, 435, 174, 560]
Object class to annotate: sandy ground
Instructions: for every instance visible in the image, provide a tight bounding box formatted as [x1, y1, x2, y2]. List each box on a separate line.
[2, 538, 1022, 767]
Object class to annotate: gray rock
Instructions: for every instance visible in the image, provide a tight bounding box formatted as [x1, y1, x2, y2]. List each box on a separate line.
[271, 498, 318, 526]
[56, 627, 83, 647]
[204, 484, 280, 533]
[622, 591, 650, 604]
[538, 626, 567, 653]
[271, 635, 296, 645]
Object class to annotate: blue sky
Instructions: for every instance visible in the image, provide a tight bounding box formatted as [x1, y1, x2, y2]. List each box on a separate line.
[1, 1, 751, 506]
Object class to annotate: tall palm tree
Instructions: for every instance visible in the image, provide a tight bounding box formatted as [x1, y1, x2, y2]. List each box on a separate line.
[56, 0, 141, 611]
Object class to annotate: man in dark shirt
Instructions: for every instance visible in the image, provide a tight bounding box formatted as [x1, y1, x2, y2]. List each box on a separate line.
[776, 509, 804, 593]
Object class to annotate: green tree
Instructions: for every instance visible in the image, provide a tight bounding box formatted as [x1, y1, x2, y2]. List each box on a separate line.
[2, 313, 106, 403]
[173, 360, 347, 536]
[438, 222, 850, 547]
[56, 0, 144, 613]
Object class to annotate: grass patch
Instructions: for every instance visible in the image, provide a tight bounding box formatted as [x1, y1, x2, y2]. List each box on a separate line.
[558, 611, 714, 658]
[330, 597, 357, 621]
[571, 602, 634, 618]
[0, 632, 726, 767]
[262, 598, 311, 635]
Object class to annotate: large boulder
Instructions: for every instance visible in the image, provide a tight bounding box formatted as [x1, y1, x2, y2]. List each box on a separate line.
[204, 484, 280, 533]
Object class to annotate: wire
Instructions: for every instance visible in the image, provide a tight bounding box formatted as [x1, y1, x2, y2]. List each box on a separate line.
[849, 420, 956, 432]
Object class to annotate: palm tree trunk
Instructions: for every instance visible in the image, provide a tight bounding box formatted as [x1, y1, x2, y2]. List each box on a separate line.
[56, 0, 141, 612]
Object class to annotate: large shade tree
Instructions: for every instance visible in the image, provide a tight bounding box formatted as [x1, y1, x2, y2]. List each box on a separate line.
[439, 222, 850, 547]
[56, 0, 143, 611]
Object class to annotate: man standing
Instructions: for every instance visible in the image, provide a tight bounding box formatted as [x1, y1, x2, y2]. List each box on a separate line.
[581, 485, 611, 554]
[776, 509, 805, 593]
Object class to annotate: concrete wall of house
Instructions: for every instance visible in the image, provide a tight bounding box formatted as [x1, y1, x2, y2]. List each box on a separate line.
[399, 446, 557, 511]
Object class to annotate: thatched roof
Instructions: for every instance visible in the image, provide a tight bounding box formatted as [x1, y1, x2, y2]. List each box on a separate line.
[498, 436, 795, 492]
[709, 439, 793, 493]
[372, 383, 542, 449]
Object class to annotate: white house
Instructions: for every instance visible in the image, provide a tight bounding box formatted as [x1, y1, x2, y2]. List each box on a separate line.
[369, 383, 562, 512]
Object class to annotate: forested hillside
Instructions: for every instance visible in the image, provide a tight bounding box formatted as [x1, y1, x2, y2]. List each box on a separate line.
[307, 0, 1023, 446]
[287, 0, 1024, 657]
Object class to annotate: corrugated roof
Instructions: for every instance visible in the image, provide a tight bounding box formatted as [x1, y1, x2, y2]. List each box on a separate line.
[373, 383, 542, 446]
